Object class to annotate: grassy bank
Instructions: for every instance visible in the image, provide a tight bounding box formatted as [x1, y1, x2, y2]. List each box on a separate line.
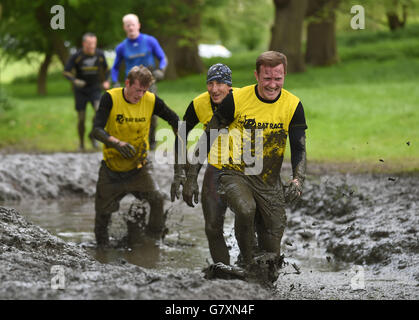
[1, 26, 418, 171]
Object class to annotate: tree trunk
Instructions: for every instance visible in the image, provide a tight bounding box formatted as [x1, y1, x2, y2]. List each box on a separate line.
[269, 0, 308, 73]
[35, 4, 69, 66]
[305, 0, 340, 66]
[174, 42, 204, 77]
[140, 0, 204, 80]
[52, 38, 69, 66]
[159, 36, 180, 80]
[386, 5, 407, 31]
[32, 3, 69, 96]
[174, 4, 204, 77]
[37, 51, 53, 95]
[160, 36, 204, 80]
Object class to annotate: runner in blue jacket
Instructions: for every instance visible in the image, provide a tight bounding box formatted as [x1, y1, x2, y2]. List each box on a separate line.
[111, 14, 167, 149]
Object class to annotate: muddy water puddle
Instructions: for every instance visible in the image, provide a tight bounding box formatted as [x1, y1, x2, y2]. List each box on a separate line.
[1, 197, 229, 271]
[1, 197, 350, 274]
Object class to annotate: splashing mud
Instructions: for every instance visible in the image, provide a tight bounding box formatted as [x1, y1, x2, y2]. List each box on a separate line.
[0, 152, 418, 299]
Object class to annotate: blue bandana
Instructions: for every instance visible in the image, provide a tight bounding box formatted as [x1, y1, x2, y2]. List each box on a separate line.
[206, 63, 232, 86]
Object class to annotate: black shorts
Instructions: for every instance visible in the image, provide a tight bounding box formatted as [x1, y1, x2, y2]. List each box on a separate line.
[74, 87, 102, 111]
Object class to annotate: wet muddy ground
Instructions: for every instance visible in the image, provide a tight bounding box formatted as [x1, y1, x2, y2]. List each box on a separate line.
[0, 152, 418, 299]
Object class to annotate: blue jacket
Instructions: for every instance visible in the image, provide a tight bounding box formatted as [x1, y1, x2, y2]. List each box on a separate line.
[111, 33, 167, 82]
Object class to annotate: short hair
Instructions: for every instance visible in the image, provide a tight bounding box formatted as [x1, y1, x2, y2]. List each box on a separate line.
[122, 14, 140, 25]
[82, 32, 96, 42]
[256, 51, 287, 75]
[127, 65, 153, 87]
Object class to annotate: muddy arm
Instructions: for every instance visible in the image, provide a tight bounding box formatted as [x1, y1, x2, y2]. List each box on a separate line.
[289, 128, 306, 185]
[285, 102, 307, 203]
[92, 127, 114, 147]
[92, 92, 113, 146]
[153, 96, 179, 133]
[182, 113, 231, 207]
[188, 92, 235, 176]
[188, 111, 232, 177]
[288, 102, 308, 186]
[174, 101, 199, 166]
[171, 102, 199, 201]
[182, 93, 235, 207]
[92, 92, 135, 158]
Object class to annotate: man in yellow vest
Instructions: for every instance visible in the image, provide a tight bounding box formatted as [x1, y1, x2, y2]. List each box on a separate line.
[182, 51, 307, 269]
[92, 65, 179, 246]
[171, 64, 234, 265]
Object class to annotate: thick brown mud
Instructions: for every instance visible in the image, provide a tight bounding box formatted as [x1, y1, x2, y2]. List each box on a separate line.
[0, 152, 418, 299]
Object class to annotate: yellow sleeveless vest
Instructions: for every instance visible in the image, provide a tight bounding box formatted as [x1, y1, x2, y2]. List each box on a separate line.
[103, 88, 155, 172]
[193, 89, 238, 169]
[225, 85, 300, 183]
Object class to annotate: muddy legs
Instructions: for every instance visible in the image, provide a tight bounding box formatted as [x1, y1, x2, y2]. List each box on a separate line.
[219, 173, 286, 268]
[201, 165, 229, 264]
[219, 175, 256, 265]
[142, 191, 165, 240]
[94, 211, 111, 246]
[77, 111, 86, 150]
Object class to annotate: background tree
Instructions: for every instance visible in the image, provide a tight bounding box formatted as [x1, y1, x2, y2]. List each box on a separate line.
[0, 0, 130, 94]
[269, 0, 308, 73]
[0, 0, 212, 93]
[201, 0, 273, 51]
[135, 0, 206, 79]
[336, 0, 419, 32]
[385, 0, 412, 30]
[305, 0, 341, 66]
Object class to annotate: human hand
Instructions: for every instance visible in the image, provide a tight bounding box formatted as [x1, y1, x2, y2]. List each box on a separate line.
[73, 78, 86, 88]
[284, 179, 303, 204]
[111, 140, 136, 159]
[152, 69, 165, 81]
[170, 164, 186, 202]
[182, 174, 199, 207]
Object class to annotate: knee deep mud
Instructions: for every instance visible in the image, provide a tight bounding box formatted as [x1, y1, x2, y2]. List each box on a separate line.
[0, 152, 418, 299]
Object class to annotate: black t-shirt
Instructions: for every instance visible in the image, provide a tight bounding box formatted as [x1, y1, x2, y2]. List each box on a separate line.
[185, 87, 307, 132]
[198, 86, 308, 160]
[64, 49, 109, 88]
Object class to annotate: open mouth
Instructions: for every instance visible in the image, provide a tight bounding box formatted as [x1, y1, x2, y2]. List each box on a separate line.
[264, 88, 279, 97]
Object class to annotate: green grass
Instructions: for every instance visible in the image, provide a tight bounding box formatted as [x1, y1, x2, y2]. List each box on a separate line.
[1, 26, 419, 171]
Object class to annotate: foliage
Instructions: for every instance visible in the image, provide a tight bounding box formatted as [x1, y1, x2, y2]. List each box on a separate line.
[338, 23, 419, 61]
[1, 26, 418, 171]
[337, 0, 419, 31]
[201, 0, 274, 51]
[0, 88, 12, 114]
[0, 0, 130, 60]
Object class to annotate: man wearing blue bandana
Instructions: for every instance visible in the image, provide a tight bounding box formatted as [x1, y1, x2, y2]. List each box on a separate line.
[171, 64, 235, 265]
[111, 13, 167, 150]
